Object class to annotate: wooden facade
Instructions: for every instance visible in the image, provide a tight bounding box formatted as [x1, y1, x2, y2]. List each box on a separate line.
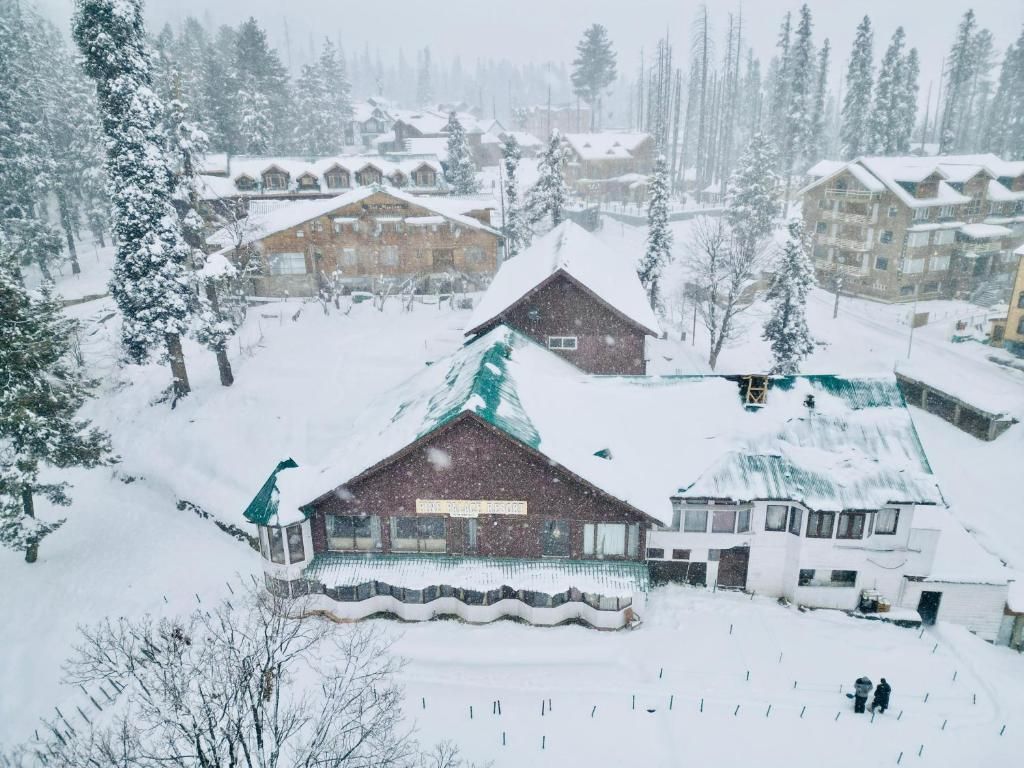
[307, 413, 652, 561]
[240, 190, 502, 296]
[468, 273, 650, 375]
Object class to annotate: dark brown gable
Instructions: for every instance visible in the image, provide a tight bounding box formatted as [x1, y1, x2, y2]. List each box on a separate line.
[470, 271, 650, 375]
[309, 413, 653, 559]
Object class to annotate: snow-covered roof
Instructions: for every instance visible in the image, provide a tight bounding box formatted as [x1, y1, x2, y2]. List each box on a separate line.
[806, 159, 846, 179]
[504, 130, 543, 148]
[268, 326, 942, 527]
[197, 154, 444, 199]
[563, 132, 652, 161]
[959, 222, 1013, 240]
[798, 157, 978, 208]
[404, 137, 449, 161]
[986, 179, 1024, 202]
[466, 221, 661, 337]
[206, 185, 500, 250]
[392, 109, 450, 135]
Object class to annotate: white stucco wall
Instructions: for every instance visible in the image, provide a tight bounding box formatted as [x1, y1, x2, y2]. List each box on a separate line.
[898, 580, 1009, 642]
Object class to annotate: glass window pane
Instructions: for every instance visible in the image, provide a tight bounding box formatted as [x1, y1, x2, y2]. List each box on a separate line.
[737, 509, 751, 533]
[766, 505, 787, 531]
[595, 524, 626, 556]
[286, 524, 305, 563]
[712, 509, 736, 533]
[788, 508, 803, 535]
[876, 509, 899, 535]
[684, 509, 708, 532]
[268, 526, 286, 564]
[583, 524, 595, 555]
[542, 520, 570, 557]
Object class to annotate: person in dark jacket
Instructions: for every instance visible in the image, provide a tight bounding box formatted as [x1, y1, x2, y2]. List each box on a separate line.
[871, 678, 892, 713]
[853, 676, 873, 713]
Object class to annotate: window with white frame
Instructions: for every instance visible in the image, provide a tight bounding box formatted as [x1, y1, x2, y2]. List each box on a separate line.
[933, 229, 956, 245]
[712, 508, 737, 533]
[912, 208, 930, 221]
[902, 258, 925, 274]
[327, 514, 379, 551]
[765, 504, 788, 531]
[381, 246, 400, 266]
[286, 524, 305, 563]
[788, 507, 803, 535]
[737, 508, 751, 533]
[875, 508, 899, 535]
[268, 252, 307, 275]
[907, 231, 931, 247]
[547, 336, 578, 350]
[938, 205, 954, 219]
[928, 254, 951, 271]
[267, 526, 286, 564]
[888, 206, 899, 218]
[582, 523, 634, 557]
[683, 509, 708, 532]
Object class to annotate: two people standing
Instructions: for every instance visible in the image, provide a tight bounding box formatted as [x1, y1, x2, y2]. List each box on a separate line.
[852, 676, 892, 714]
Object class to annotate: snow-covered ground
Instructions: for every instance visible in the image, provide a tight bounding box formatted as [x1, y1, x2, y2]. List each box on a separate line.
[2, 224, 1022, 763]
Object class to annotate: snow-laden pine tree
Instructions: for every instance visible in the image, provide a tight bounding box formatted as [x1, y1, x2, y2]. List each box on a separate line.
[762, 218, 816, 375]
[501, 134, 531, 257]
[726, 132, 780, 259]
[73, 0, 196, 401]
[0, 236, 112, 563]
[785, 4, 817, 175]
[638, 156, 672, 311]
[293, 64, 333, 155]
[767, 12, 793, 153]
[232, 18, 289, 153]
[167, 97, 240, 388]
[896, 47, 920, 154]
[939, 10, 979, 154]
[417, 47, 433, 107]
[444, 113, 479, 194]
[840, 16, 874, 159]
[238, 76, 272, 155]
[571, 24, 617, 131]
[986, 27, 1024, 158]
[525, 130, 568, 229]
[865, 27, 908, 154]
[808, 39, 831, 164]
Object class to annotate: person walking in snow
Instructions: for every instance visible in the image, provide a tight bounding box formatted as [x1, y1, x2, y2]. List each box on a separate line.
[870, 678, 892, 714]
[853, 676, 873, 713]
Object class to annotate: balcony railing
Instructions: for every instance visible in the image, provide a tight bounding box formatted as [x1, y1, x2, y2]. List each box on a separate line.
[823, 210, 873, 225]
[825, 186, 878, 200]
[819, 235, 872, 252]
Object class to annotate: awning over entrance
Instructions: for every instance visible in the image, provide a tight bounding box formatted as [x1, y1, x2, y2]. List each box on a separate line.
[306, 553, 649, 597]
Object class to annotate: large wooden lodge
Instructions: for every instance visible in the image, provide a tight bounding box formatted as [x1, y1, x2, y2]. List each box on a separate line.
[241, 214, 1012, 638]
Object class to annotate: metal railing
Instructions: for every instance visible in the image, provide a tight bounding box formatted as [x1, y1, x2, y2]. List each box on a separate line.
[825, 186, 878, 200]
[819, 235, 872, 251]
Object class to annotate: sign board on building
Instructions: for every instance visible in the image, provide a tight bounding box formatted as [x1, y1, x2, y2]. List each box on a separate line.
[912, 312, 930, 329]
[415, 499, 528, 518]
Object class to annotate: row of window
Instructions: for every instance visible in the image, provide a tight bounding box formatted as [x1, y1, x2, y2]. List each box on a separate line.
[680, 505, 898, 538]
[322, 514, 639, 559]
[267, 247, 490, 276]
[259, 523, 306, 565]
[238, 168, 437, 192]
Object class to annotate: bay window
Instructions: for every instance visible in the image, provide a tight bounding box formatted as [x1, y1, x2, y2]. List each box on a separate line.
[788, 507, 803, 536]
[286, 524, 305, 563]
[765, 504, 788, 531]
[875, 508, 899, 535]
[837, 512, 866, 539]
[712, 509, 737, 533]
[268, 526, 286, 564]
[806, 511, 835, 538]
[684, 509, 708, 532]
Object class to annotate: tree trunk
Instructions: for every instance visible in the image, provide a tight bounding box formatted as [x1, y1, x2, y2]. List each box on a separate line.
[22, 489, 38, 564]
[166, 333, 191, 402]
[57, 191, 81, 275]
[36, 253, 52, 283]
[204, 282, 234, 386]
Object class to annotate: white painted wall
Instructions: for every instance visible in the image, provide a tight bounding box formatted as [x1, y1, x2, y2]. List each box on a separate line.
[898, 580, 1008, 642]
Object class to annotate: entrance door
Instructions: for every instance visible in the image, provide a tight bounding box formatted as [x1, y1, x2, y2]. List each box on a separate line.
[717, 546, 750, 589]
[918, 591, 942, 625]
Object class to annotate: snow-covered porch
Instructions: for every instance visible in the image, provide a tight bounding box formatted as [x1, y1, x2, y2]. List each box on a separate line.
[288, 553, 649, 629]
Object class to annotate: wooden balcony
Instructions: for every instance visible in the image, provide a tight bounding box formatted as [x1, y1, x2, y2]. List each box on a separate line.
[819, 234, 871, 252]
[825, 186, 878, 201]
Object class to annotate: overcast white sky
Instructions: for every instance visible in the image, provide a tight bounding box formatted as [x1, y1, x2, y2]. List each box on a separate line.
[38, 0, 1024, 97]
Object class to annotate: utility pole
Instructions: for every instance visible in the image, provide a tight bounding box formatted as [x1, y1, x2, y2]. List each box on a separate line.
[832, 271, 842, 318]
[907, 285, 920, 359]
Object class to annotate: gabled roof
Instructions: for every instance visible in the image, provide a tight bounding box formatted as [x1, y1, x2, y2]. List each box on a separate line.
[563, 132, 652, 161]
[266, 327, 941, 527]
[243, 458, 300, 525]
[206, 186, 500, 250]
[798, 157, 971, 208]
[466, 221, 661, 337]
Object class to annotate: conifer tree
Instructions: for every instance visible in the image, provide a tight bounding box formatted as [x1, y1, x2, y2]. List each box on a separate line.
[417, 47, 433, 107]
[840, 16, 874, 159]
[986, 27, 1024, 158]
[525, 130, 568, 229]
[74, 0, 196, 401]
[785, 4, 816, 174]
[293, 63, 333, 155]
[639, 156, 672, 311]
[896, 47, 920, 154]
[866, 27, 909, 154]
[571, 24, 617, 131]
[444, 113, 479, 194]
[762, 218, 815, 375]
[940, 10, 979, 154]
[768, 12, 793, 151]
[232, 18, 289, 153]
[809, 39, 830, 164]
[726, 132, 780, 259]
[501, 134, 531, 257]
[0, 236, 112, 563]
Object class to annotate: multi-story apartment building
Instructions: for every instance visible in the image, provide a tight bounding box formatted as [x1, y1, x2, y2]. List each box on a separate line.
[800, 154, 1024, 302]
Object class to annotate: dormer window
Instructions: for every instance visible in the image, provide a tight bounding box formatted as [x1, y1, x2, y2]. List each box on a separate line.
[414, 167, 436, 187]
[263, 171, 288, 191]
[297, 173, 319, 191]
[390, 172, 406, 188]
[356, 166, 382, 186]
[325, 169, 350, 189]
[235, 175, 258, 191]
